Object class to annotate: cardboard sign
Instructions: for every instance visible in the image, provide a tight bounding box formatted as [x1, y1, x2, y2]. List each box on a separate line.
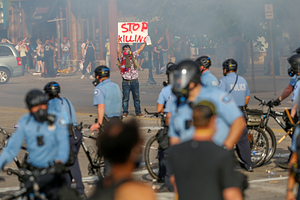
[118, 22, 148, 43]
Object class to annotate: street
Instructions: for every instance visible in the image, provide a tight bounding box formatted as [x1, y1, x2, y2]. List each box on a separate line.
[0, 67, 298, 199]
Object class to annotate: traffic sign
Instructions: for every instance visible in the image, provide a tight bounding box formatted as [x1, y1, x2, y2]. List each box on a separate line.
[265, 4, 274, 19]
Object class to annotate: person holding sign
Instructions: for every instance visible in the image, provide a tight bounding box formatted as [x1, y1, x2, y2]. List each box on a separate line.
[117, 39, 146, 117]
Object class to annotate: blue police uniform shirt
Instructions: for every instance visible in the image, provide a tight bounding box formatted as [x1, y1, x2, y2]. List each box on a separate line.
[168, 86, 243, 146]
[219, 72, 250, 107]
[94, 79, 122, 117]
[157, 85, 173, 113]
[291, 75, 300, 102]
[48, 98, 78, 126]
[0, 113, 70, 169]
[201, 70, 219, 87]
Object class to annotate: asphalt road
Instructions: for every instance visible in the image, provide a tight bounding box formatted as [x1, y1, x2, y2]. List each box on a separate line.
[0, 68, 298, 199]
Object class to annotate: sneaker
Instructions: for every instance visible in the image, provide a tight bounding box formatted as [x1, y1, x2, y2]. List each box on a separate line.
[81, 75, 85, 79]
[89, 75, 94, 79]
[136, 113, 144, 117]
[246, 167, 253, 172]
[278, 161, 289, 169]
[123, 113, 128, 118]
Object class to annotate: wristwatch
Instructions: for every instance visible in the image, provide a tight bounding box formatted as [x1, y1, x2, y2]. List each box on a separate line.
[287, 188, 293, 192]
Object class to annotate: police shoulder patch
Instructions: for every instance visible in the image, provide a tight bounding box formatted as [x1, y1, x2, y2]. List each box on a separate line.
[57, 117, 67, 127]
[221, 94, 232, 104]
[94, 89, 100, 96]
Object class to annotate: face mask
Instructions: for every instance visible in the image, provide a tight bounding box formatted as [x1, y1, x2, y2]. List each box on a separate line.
[32, 108, 48, 123]
[93, 77, 100, 86]
[172, 87, 190, 107]
[126, 50, 131, 54]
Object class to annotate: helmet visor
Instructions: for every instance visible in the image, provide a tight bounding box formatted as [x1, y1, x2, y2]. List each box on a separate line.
[170, 67, 197, 92]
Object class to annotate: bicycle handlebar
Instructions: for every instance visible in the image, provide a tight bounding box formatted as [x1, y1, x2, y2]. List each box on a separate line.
[3, 167, 56, 179]
[144, 108, 164, 118]
[254, 96, 272, 107]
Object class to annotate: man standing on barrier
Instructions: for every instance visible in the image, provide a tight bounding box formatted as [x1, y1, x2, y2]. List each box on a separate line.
[219, 59, 253, 172]
[163, 60, 245, 191]
[44, 82, 87, 200]
[90, 66, 122, 134]
[269, 53, 300, 169]
[195, 55, 219, 87]
[0, 89, 70, 200]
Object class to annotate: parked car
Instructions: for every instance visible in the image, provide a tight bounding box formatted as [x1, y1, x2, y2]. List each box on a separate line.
[0, 44, 24, 84]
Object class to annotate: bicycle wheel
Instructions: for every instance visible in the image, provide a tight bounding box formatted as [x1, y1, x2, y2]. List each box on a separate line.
[236, 128, 269, 168]
[95, 155, 106, 181]
[144, 135, 159, 180]
[248, 126, 276, 164]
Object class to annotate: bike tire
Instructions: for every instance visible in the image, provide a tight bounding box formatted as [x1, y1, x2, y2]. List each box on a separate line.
[248, 126, 276, 164]
[144, 135, 159, 180]
[95, 156, 106, 181]
[236, 128, 269, 168]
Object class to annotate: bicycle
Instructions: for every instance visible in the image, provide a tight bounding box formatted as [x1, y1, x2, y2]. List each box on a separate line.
[143, 109, 166, 181]
[0, 167, 77, 200]
[77, 122, 106, 180]
[248, 96, 295, 164]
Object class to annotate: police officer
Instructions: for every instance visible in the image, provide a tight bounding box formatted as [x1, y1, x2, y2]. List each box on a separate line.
[195, 55, 219, 87]
[163, 60, 245, 191]
[157, 62, 176, 114]
[219, 59, 253, 172]
[44, 82, 86, 200]
[156, 62, 176, 184]
[286, 124, 300, 199]
[0, 89, 70, 199]
[270, 53, 300, 169]
[90, 66, 122, 132]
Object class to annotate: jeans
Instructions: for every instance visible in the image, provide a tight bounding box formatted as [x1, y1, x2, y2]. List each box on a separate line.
[82, 58, 95, 75]
[35, 57, 39, 72]
[163, 51, 168, 66]
[122, 79, 141, 115]
[44, 56, 55, 76]
[61, 52, 70, 69]
[106, 54, 110, 68]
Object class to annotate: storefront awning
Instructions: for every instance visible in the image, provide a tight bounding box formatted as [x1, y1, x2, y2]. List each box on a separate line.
[28, 0, 58, 23]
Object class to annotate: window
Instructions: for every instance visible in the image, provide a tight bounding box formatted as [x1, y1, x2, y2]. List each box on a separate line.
[0, 46, 13, 56]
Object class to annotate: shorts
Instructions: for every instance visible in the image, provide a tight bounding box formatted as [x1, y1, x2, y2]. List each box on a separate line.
[37, 56, 44, 62]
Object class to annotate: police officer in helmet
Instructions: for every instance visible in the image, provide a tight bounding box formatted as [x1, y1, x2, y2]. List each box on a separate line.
[164, 60, 245, 191]
[219, 59, 253, 172]
[0, 89, 70, 199]
[270, 53, 300, 169]
[90, 66, 122, 133]
[195, 56, 219, 87]
[44, 82, 86, 200]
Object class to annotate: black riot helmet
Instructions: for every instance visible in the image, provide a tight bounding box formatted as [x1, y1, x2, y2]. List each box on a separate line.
[44, 82, 60, 97]
[287, 54, 300, 77]
[170, 60, 201, 106]
[195, 56, 212, 69]
[222, 59, 238, 76]
[95, 66, 110, 78]
[164, 62, 176, 86]
[25, 89, 49, 110]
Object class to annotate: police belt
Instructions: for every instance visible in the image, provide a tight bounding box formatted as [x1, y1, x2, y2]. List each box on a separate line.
[122, 78, 138, 82]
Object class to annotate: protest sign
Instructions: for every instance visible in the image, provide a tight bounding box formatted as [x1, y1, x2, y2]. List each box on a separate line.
[118, 22, 148, 43]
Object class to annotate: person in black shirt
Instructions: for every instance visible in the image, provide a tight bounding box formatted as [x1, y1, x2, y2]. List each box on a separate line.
[43, 36, 55, 77]
[168, 101, 243, 200]
[82, 38, 96, 79]
[153, 37, 164, 74]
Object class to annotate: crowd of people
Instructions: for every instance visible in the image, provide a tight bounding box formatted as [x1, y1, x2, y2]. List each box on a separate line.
[2, 37, 300, 200]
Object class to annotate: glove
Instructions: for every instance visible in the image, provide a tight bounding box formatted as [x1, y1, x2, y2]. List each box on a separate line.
[54, 163, 65, 174]
[270, 98, 281, 107]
